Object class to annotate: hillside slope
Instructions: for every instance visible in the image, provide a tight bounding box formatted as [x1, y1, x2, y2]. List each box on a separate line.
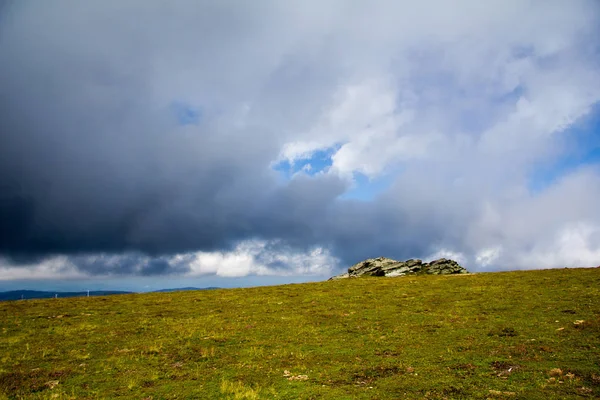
[0, 268, 599, 399]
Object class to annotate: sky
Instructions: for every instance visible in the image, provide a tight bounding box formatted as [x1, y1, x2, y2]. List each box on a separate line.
[1, 0, 600, 292]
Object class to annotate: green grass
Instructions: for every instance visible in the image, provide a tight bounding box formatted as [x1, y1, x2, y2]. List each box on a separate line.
[1, 268, 599, 399]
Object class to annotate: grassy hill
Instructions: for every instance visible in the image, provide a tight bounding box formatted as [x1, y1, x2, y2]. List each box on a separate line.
[0, 268, 599, 399]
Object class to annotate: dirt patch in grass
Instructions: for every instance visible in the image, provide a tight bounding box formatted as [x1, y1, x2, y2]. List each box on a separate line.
[0, 368, 72, 395]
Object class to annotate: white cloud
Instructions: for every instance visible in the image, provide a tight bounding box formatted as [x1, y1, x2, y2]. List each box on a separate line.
[461, 167, 600, 270]
[475, 247, 503, 269]
[272, 0, 600, 196]
[425, 249, 468, 266]
[0, 256, 86, 280]
[514, 223, 600, 269]
[0, 241, 338, 280]
[186, 240, 337, 277]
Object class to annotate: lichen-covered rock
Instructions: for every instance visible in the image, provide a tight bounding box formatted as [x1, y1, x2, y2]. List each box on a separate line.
[424, 258, 466, 275]
[329, 257, 468, 279]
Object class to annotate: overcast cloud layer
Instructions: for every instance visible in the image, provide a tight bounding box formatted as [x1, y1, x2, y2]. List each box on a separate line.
[1, 0, 600, 281]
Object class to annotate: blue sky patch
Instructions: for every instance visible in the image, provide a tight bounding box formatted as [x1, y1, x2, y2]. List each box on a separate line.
[272, 145, 395, 200]
[511, 45, 535, 60]
[170, 101, 202, 126]
[529, 103, 600, 193]
[273, 146, 340, 179]
[340, 172, 395, 201]
[493, 84, 525, 104]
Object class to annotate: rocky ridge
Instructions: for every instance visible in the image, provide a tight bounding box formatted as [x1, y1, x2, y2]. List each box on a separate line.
[330, 257, 468, 279]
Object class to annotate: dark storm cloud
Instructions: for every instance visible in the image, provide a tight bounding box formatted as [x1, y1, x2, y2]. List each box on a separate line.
[0, 0, 415, 272]
[70, 254, 190, 276]
[0, 2, 266, 259]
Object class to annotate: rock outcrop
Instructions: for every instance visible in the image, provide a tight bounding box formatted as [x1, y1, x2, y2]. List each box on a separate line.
[329, 257, 468, 279]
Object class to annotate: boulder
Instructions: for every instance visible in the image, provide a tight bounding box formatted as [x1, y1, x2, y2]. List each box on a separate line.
[425, 258, 467, 275]
[329, 257, 468, 279]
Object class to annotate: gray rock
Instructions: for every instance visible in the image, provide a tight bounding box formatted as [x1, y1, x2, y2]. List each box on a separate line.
[425, 258, 466, 275]
[329, 256, 468, 279]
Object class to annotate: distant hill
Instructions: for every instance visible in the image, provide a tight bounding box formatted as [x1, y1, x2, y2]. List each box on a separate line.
[0, 290, 132, 301]
[0, 287, 221, 301]
[151, 287, 220, 293]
